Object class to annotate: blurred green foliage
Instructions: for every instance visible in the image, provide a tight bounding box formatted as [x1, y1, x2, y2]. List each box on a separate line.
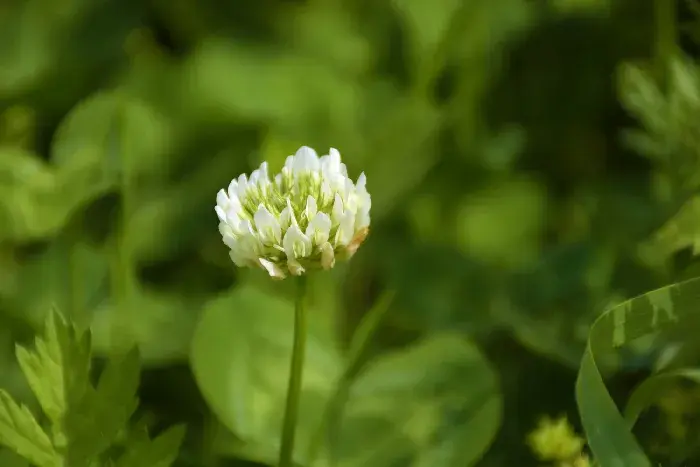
[3, 0, 700, 465]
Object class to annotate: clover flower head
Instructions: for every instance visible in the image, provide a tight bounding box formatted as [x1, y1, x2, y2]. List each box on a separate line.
[215, 146, 371, 279]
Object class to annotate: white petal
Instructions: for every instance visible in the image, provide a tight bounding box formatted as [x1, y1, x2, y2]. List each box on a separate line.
[259, 258, 286, 279]
[283, 224, 312, 260]
[293, 146, 320, 172]
[225, 207, 243, 228]
[332, 193, 344, 223]
[227, 179, 238, 198]
[238, 228, 261, 258]
[320, 148, 341, 174]
[334, 211, 355, 246]
[249, 169, 260, 185]
[218, 222, 232, 237]
[320, 242, 335, 270]
[305, 195, 317, 221]
[257, 162, 271, 190]
[284, 155, 295, 170]
[234, 218, 254, 239]
[306, 212, 331, 245]
[279, 204, 292, 230]
[356, 172, 367, 192]
[254, 204, 281, 244]
[356, 208, 371, 230]
[237, 174, 248, 199]
[320, 181, 333, 203]
[216, 189, 229, 208]
[222, 232, 236, 249]
[215, 206, 227, 222]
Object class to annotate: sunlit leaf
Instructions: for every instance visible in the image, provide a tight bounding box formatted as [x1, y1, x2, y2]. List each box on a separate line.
[15, 310, 91, 426]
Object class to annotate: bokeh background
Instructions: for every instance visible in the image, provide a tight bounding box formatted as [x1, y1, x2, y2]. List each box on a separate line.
[1, 0, 699, 465]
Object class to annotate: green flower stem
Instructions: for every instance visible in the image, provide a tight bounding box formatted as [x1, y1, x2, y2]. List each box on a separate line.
[278, 275, 309, 467]
[306, 290, 395, 464]
[109, 99, 136, 352]
[654, 0, 677, 91]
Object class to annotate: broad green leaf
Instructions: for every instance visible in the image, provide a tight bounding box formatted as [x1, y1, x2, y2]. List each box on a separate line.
[362, 93, 440, 218]
[0, 147, 62, 242]
[114, 424, 186, 467]
[328, 333, 502, 467]
[276, 3, 371, 76]
[0, 390, 58, 467]
[179, 40, 361, 129]
[0, 3, 54, 98]
[192, 284, 501, 467]
[391, 0, 462, 70]
[123, 150, 242, 263]
[51, 90, 174, 184]
[62, 348, 141, 463]
[454, 177, 546, 268]
[0, 448, 30, 467]
[624, 368, 700, 427]
[190, 283, 342, 466]
[15, 310, 91, 425]
[8, 239, 109, 327]
[91, 288, 199, 366]
[574, 279, 700, 466]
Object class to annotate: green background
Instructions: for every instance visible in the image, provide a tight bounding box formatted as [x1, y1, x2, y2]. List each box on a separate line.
[0, 0, 696, 465]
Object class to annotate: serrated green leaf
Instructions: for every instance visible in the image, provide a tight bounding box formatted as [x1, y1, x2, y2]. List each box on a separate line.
[0, 389, 58, 467]
[63, 347, 141, 463]
[15, 309, 91, 426]
[114, 425, 186, 467]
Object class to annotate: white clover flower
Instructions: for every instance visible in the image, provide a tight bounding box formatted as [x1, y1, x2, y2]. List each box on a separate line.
[215, 146, 371, 279]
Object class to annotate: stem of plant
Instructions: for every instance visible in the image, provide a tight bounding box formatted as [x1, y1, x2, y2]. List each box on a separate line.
[278, 275, 309, 467]
[654, 0, 677, 91]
